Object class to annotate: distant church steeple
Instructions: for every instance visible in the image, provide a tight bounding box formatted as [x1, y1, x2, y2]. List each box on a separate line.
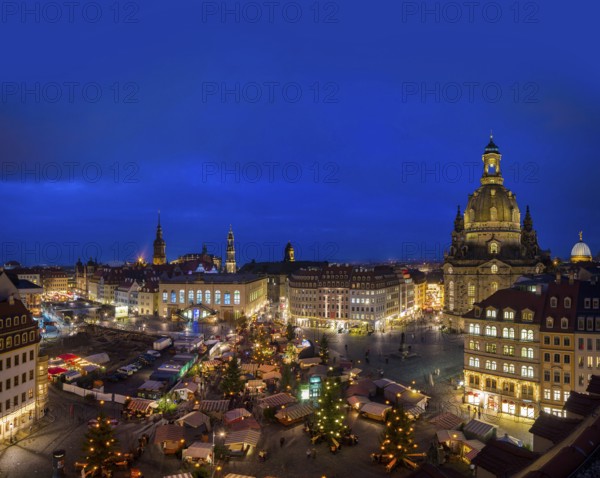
[225, 225, 236, 273]
[284, 242, 295, 262]
[153, 210, 167, 265]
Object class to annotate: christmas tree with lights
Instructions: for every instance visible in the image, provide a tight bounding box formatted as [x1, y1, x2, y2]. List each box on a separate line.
[83, 411, 118, 474]
[378, 404, 418, 465]
[314, 377, 347, 444]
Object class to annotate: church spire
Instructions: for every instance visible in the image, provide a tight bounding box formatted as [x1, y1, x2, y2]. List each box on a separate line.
[481, 133, 503, 185]
[454, 205, 464, 232]
[523, 205, 533, 231]
[153, 211, 166, 265]
[225, 226, 236, 273]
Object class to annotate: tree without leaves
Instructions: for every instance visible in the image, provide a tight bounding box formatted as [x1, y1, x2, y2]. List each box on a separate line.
[319, 334, 329, 364]
[220, 356, 243, 396]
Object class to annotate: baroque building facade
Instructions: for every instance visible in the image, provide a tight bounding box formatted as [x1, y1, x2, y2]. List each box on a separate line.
[443, 136, 549, 331]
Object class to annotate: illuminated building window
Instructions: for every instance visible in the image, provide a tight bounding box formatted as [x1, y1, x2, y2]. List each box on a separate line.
[502, 327, 514, 339]
[521, 347, 533, 359]
[485, 360, 497, 371]
[162, 291, 167, 303]
[224, 292, 231, 305]
[205, 291, 211, 304]
[521, 329, 534, 341]
[188, 290, 194, 304]
[521, 366, 534, 378]
[490, 243, 499, 254]
[215, 290, 221, 305]
[468, 323, 480, 335]
[468, 357, 480, 368]
[234, 290, 240, 305]
[522, 311, 533, 322]
[485, 325, 497, 337]
[553, 390, 561, 401]
[561, 318, 569, 329]
[543, 389, 550, 400]
[503, 363, 515, 374]
[491, 282, 498, 293]
[486, 309, 497, 318]
[503, 345, 514, 356]
[170, 291, 176, 303]
[179, 290, 185, 304]
[469, 340, 480, 351]
[468, 284, 475, 297]
[197, 290, 202, 303]
[504, 311, 514, 320]
[546, 318, 554, 328]
[491, 265, 498, 274]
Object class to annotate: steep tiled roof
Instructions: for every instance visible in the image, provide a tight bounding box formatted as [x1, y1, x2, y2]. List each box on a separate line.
[529, 412, 582, 444]
[472, 440, 539, 476]
[586, 375, 600, 395]
[564, 392, 600, 416]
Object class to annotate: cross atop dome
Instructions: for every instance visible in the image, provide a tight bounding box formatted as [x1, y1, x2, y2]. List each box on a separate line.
[484, 132, 500, 154]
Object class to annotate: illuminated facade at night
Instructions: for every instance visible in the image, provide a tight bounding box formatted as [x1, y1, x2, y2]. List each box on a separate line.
[0, 281, 48, 442]
[288, 264, 400, 330]
[443, 136, 548, 331]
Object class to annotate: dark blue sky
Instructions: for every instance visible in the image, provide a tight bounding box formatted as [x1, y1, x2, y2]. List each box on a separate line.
[1, 1, 598, 266]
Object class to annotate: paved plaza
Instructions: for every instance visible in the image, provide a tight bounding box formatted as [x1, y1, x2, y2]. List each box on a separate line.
[0, 317, 538, 477]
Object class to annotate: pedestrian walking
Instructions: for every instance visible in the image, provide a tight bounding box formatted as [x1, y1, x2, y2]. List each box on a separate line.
[478, 409, 481, 419]
[306, 448, 312, 459]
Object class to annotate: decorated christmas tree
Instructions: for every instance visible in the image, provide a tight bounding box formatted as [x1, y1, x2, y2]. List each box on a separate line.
[83, 411, 118, 474]
[220, 356, 243, 396]
[314, 377, 347, 443]
[378, 404, 418, 465]
[319, 334, 329, 364]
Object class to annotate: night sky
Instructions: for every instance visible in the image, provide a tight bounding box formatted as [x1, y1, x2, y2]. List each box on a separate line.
[1, 1, 598, 266]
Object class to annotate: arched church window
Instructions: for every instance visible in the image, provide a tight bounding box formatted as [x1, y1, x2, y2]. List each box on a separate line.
[490, 207, 497, 221]
[490, 243, 499, 254]
[491, 264, 498, 274]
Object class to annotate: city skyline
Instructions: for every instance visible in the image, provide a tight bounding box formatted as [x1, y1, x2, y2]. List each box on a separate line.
[1, 2, 599, 266]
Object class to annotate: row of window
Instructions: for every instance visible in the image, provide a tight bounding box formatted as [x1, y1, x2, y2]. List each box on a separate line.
[0, 332, 37, 351]
[467, 375, 534, 396]
[577, 317, 600, 332]
[468, 341, 534, 358]
[468, 324, 534, 340]
[0, 390, 33, 413]
[0, 350, 35, 371]
[481, 309, 534, 321]
[0, 315, 28, 328]
[542, 370, 571, 385]
[543, 353, 571, 364]
[584, 298, 600, 309]
[161, 290, 241, 306]
[467, 357, 534, 377]
[0, 370, 35, 391]
[543, 336, 571, 347]
[543, 389, 570, 402]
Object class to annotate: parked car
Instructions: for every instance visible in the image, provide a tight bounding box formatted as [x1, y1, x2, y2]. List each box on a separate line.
[146, 350, 161, 358]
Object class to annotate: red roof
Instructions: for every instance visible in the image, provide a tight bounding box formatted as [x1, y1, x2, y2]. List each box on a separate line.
[48, 367, 68, 375]
[57, 353, 79, 362]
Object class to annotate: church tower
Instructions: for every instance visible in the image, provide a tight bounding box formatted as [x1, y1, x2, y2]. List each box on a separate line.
[284, 242, 295, 262]
[443, 135, 548, 330]
[153, 211, 167, 265]
[225, 225, 236, 273]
